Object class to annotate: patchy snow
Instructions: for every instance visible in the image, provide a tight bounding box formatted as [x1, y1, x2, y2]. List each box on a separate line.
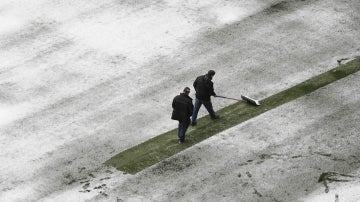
[0, 103, 31, 126]
[303, 182, 360, 202]
[0, 0, 360, 201]
[89, 71, 360, 202]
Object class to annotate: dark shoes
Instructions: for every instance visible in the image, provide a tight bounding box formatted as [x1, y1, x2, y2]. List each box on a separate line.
[178, 139, 187, 144]
[192, 115, 219, 126]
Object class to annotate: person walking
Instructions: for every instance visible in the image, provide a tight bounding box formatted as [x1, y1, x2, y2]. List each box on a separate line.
[191, 70, 219, 126]
[171, 87, 194, 143]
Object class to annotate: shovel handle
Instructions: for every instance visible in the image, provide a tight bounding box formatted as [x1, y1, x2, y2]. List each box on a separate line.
[216, 96, 246, 102]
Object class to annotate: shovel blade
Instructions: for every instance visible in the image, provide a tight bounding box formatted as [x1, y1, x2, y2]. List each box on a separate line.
[241, 95, 260, 106]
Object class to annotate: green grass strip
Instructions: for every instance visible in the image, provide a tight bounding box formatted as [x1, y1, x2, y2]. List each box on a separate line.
[106, 57, 360, 174]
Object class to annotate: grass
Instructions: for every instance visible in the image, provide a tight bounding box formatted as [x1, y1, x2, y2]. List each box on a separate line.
[106, 57, 360, 174]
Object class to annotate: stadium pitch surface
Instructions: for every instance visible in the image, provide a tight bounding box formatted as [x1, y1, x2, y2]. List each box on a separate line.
[107, 57, 360, 174]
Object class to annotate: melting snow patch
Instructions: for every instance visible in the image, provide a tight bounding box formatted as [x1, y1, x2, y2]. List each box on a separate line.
[0, 103, 31, 127]
[302, 184, 360, 202]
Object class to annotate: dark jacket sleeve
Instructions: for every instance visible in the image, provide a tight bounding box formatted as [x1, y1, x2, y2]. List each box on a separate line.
[193, 76, 199, 89]
[209, 81, 216, 96]
[171, 96, 178, 120]
[189, 102, 194, 117]
[172, 98, 176, 109]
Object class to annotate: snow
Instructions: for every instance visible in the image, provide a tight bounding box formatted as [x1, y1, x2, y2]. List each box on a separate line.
[1, 0, 360, 201]
[303, 183, 360, 202]
[0, 103, 30, 126]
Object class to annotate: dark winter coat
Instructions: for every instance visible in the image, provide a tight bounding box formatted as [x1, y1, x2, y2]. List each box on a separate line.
[193, 74, 216, 101]
[171, 93, 194, 121]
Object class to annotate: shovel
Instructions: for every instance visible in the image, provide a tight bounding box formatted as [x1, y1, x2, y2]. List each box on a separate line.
[216, 95, 260, 106]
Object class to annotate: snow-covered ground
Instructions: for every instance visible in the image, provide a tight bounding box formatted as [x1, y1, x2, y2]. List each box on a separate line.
[0, 0, 359, 201]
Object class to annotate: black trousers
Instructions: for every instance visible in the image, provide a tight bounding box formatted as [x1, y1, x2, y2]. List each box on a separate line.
[178, 119, 190, 141]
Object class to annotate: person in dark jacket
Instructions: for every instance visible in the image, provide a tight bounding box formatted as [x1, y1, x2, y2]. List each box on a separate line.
[191, 70, 219, 126]
[171, 87, 194, 143]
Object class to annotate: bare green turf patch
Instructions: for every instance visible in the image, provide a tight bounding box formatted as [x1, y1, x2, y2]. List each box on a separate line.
[106, 57, 360, 174]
